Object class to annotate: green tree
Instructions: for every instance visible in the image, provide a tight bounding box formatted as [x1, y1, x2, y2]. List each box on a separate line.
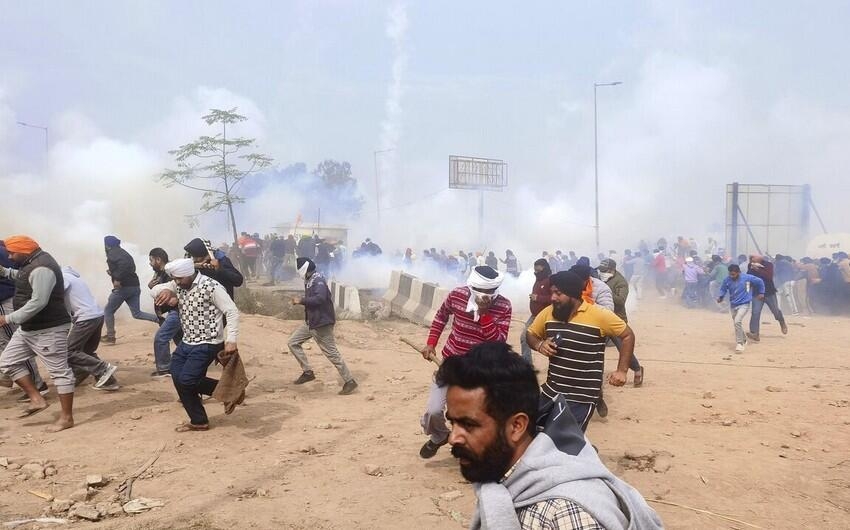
[160, 108, 273, 250]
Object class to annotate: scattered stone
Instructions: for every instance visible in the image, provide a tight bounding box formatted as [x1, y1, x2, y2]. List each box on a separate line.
[701, 403, 713, 409]
[0, 457, 9, 467]
[122, 497, 165, 514]
[780, 444, 790, 449]
[106, 502, 124, 516]
[44, 466, 57, 477]
[256, 488, 268, 497]
[70, 504, 101, 521]
[812, 384, 821, 389]
[790, 431, 802, 438]
[760, 441, 770, 447]
[364, 464, 384, 477]
[51, 499, 72, 513]
[7, 463, 21, 471]
[69, 488, 90, 503]
[440, 490, 463, 501]
[298, 445, 318, 455]
[618, 450, 673, 472]
[365, 395, 375, 401]
[765, 386, 783, 392]
[721, 419, 735, 427]
[85, 474, 107, 487]
[129, 412, 143, 420]
[22, 463, 46, 480]
[652, 456, 672, 473]
[702, 391, 716, 399]
[315, 423, 333, 430]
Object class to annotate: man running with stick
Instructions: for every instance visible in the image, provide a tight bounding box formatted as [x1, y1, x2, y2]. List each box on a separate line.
[418, 265, 512, 459]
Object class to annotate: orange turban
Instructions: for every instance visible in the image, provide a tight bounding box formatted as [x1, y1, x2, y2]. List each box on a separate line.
[3, 235, 40, 254]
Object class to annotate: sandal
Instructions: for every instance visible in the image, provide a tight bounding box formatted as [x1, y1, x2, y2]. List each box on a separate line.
[634, 367, 644, 387]
[175, 423, 209, 432]
[224, 390, 246, 415]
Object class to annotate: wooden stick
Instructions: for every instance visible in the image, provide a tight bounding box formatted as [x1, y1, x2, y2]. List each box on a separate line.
[117, 441, 167, 502]
[647, 499, 763, 528]
[26, 490, 53, 501]
[399, 337, 442, 366]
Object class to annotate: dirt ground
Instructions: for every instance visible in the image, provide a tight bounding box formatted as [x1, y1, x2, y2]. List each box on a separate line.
[1, 295, 849, 529]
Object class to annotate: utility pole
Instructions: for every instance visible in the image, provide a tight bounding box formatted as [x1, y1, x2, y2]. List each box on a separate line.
[593, 81, 622, 256]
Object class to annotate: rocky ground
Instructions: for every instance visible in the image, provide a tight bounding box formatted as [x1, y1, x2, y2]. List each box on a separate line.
[1, 296, 849, 529]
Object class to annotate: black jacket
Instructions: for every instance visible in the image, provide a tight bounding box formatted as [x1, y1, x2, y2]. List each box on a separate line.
[301, 273, 335, 329]
[106, 246, 140, 287]
[199, 250, 244, 300]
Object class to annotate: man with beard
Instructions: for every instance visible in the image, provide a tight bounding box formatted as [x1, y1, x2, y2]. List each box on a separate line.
[0, 236, 76, 431]
[525, 271, 634, 432]
[746, 255, 788, 340]
[102, 235, 159, 344]
[287, 257, 358, 395]
[440, 342, 663, 530]
[519, 259, 551, 365]
[183, 238, 244, 300]
[419, 265, 512, 459]
[151, 258, 240, 431]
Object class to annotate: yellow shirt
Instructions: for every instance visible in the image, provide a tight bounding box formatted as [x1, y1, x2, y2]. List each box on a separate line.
[528, 301, 626, 339]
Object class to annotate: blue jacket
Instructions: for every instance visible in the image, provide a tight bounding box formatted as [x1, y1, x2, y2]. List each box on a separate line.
[0, 245, 16, 302]
[719, 273, 765, 307]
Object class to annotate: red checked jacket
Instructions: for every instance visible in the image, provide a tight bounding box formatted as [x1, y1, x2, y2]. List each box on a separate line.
[427, 286, 512, 358]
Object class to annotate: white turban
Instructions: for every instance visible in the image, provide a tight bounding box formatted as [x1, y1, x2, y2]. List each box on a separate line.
[465, 266, 503, 321]
[165, 258, 196, 278]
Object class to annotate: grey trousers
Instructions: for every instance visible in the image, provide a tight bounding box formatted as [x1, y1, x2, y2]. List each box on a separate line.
[731, 304, 750, 345]
[287, 323, 353, 382]
[0, 324, 74, 394]
[67, 316, 109, 384]
[0, 298, 44, 388]
[421, 381, 449, 443]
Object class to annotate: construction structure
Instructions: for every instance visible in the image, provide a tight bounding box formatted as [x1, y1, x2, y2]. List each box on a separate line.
[449, 155, 508, 243]
[725, 183, 827, 258]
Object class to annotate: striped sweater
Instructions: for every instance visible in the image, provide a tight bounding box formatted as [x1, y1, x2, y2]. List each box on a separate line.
[427, 287, 512, 358]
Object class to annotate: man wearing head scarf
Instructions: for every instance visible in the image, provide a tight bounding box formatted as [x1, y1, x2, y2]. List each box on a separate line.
[102, 235, 159, 345]
[518, 258, 551, 364]
[0, 240, 46, 395]
[151, 258, 240, 431]
[287, 257, 357, 395]
[183, 237, 244, 300]
[0, 236, 76, 431]
[418, 265, 513, 459]
[525, 271, 635, 432]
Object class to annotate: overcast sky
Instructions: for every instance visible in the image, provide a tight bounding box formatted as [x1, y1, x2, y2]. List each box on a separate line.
[2, 1, 849, 256]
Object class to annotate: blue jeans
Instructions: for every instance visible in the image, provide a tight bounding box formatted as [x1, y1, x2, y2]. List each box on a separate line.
[170, 342, 220, 425]
[568, 401, 596, 432]
[153, 311, 182, 372]
[104, 286, 158, 339]
[750, 293, 785, 336]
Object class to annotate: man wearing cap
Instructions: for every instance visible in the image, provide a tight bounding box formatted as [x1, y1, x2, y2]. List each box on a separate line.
[152, 258, 240, 431]
[419, 265, 513, 459]
[525, 271, 634, 432]
[0, 236, 76, 431]
[682, 256, 704, 308]
[287, 257, 358, 395]
[102, 235, 158, 344]
[184, 237, 244, 300]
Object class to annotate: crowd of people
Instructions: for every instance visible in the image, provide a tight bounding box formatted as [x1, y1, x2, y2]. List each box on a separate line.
[5, 227, 848, 528]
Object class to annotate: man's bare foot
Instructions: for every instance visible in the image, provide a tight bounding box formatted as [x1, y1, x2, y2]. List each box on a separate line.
[46, 417, 74, 432]
[18, 401, 50, 418]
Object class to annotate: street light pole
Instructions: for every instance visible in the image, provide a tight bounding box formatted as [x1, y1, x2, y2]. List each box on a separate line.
[373, 148, 395, 228]
[17, 121, 49, 169]
[593, 81, 622, 256]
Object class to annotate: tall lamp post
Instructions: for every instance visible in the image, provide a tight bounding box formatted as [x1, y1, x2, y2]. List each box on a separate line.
[17, 121, 49, 169]
[373, 148, 395, 227]
[593, 81, 622, 256]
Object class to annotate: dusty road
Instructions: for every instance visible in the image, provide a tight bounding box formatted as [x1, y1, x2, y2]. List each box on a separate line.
[1, 297, 849, 529]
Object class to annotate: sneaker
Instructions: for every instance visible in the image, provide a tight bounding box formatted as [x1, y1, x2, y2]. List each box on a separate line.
[597, 397, 609, 418]
[746, 332, 760, 342]
[16, 382, 49, 402]
[735, 343, 745, 353]
[293, 371, 316, 385]
[94, 363, 118, 389]
[339, 379, 358, 395]
[150, 370, 171, 378]
[419, 437, 449, 459]
[101, 336, 116, 345]
[92, 377, 120, 391]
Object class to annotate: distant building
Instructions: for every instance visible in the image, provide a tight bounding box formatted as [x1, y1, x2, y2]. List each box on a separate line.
[275, 222, 348, 244]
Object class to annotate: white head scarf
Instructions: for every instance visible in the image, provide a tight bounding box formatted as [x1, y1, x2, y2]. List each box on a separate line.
[165, 258, 196, 278]
[296, 260, 311, 280]
[465, 266, 504, 321]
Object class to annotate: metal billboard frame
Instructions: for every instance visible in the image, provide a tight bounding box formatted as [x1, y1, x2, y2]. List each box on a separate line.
[449, 155, 508, 191]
